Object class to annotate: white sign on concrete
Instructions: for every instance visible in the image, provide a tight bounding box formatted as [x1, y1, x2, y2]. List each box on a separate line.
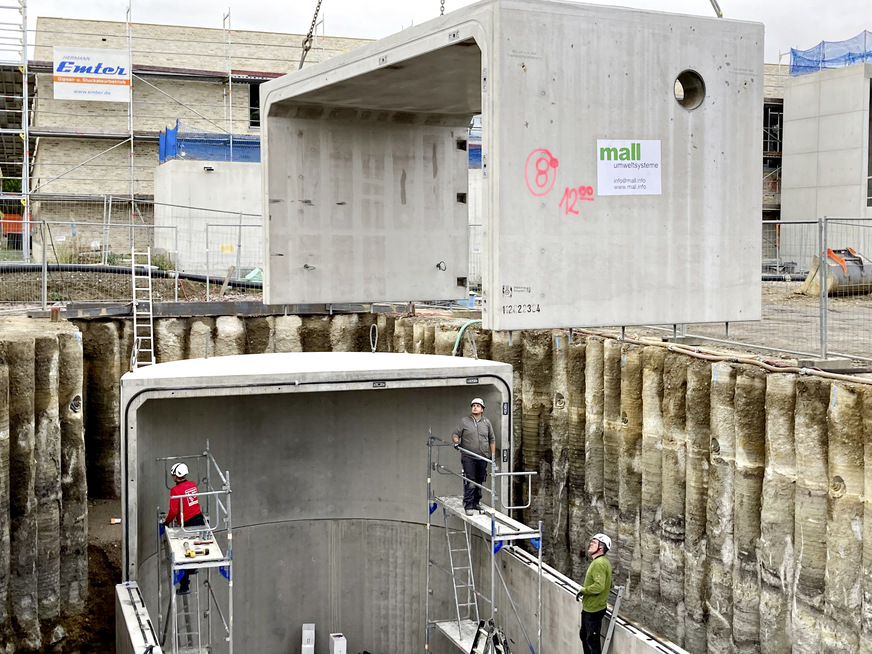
[53, 47, 130, 102]
[596, 140, 662, 196]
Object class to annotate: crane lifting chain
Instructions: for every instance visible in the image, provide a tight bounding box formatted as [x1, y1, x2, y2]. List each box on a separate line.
[299, 0, 324, 70]
[440, 0, 445, 16]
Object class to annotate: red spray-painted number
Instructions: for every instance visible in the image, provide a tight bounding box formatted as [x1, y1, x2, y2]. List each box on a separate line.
[525, 149, 559, 196]
[558, 186, 595, 214]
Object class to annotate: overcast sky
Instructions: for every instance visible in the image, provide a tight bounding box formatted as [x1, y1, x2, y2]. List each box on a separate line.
[26, 0, 872, 63]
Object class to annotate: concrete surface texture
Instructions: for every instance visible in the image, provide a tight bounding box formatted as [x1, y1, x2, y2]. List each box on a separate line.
[0, 317, 86, 651]
[153, 160, 263, 275]
[262, 0, 764, 331]
[782, 63, 872, 224]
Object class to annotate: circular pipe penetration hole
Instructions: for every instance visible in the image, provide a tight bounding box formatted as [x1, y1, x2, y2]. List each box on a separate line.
[830, 475, 846, 498]
[674, 69, 706, 110]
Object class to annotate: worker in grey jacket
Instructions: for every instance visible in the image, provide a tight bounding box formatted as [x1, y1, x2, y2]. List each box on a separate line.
[452, 398, 496, 515]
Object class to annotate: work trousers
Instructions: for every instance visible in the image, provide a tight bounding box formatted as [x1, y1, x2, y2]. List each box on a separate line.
[579, 608, 607, 654]
[177, 512, 206, 591]
[461, 456, 488, 510]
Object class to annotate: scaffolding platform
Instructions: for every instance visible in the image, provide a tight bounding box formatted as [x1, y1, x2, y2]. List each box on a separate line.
[435, 495, 541, 542]
[165, 526, 227, 570]
[427, 436, 543, 654]
[157, 442, 234, 654]
[433, 618, 479, 652]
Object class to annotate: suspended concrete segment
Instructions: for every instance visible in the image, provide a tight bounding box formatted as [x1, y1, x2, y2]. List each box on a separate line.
[261, 0, 764, 331]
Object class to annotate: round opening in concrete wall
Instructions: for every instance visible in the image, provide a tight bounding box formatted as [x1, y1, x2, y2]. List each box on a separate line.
[674, 70, 706, 110]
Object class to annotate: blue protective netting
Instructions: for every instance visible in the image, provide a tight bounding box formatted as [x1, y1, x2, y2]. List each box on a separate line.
[791, 30, 872, 76]
[159, 120, 261, 163]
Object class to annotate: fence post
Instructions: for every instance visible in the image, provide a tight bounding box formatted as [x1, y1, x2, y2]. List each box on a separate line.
[818, 216, 828, 359]
[174, 226, 179, 303]
[236, 212, 242, 281]
[41, 221, 47, 310]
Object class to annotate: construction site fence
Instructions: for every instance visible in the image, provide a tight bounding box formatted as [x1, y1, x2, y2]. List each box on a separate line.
[2, 210, 871, 364]
[662, 216, 872, 364]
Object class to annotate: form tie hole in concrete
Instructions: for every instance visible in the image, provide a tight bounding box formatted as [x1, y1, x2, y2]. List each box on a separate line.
[69, 395, 82, 413]
[674, 69, 706, 110]
[555, 393, 566, 410]
[830, 475, 846, 498]
[710, 438, 720, 454]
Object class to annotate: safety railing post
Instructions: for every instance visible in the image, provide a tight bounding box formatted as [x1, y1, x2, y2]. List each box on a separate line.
[425, 437, 433, 653]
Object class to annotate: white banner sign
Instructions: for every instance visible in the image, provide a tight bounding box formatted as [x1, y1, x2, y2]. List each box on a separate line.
[53, 47, 130, 102]
[596, 139, 662, 196]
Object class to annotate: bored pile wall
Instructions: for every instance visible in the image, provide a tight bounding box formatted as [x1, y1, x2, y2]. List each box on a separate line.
[0, 322, 86, 652]
[4, 310, 871, 652]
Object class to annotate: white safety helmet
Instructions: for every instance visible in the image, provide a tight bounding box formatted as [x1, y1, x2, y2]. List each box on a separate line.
[170, 462, 188, 478]
[470, 397, 485, 409]
[592, 533, 611, 552]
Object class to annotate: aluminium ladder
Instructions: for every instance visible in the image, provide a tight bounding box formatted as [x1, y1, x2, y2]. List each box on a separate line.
[442, 509, 480, 629]
[131, 247, 155, 369]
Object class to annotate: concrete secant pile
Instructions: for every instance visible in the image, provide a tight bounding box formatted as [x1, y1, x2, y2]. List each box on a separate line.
[3, 309, 872, 651]
[0, 317, 86, 652]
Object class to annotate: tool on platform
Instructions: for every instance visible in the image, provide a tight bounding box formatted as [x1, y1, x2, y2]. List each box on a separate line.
[183, 541, 210, 558]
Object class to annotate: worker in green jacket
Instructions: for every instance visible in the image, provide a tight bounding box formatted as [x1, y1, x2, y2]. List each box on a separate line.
[576, 533, 613, 654]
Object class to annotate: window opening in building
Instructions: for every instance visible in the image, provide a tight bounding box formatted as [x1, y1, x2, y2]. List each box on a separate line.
[250, 82, 262, 128]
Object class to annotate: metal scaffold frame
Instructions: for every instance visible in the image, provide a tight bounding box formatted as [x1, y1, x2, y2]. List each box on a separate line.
[156, 440, 234, 654]
[425, 436, 543, 654]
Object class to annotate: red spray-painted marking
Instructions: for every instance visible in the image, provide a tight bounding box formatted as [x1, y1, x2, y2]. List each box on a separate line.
[558, 186, 595, 214]
[525, 149, 559, 196]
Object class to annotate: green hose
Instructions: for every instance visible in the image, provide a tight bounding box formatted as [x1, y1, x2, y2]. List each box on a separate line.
[452, 319, 482, 356]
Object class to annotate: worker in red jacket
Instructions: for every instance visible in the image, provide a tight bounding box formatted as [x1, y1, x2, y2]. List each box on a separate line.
[163, 462, 206, 594]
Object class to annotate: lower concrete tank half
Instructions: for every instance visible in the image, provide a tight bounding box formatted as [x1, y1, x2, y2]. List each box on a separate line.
[121, 352, 513, 653]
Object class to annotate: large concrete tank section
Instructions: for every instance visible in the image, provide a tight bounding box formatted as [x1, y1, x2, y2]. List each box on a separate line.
[120, 352, 512, 652]
[261, 0, 765, 331]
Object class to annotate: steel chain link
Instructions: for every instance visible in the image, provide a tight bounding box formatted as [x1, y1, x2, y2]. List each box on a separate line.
[299, 0, 324, 69]
[440, 0, 445, 16]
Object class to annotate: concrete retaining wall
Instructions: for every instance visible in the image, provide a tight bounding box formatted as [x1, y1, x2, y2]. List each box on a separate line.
[5, 310, 872, 651]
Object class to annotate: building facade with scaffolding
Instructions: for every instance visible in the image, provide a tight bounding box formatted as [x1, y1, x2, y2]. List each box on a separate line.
[0, 6, 369, 269]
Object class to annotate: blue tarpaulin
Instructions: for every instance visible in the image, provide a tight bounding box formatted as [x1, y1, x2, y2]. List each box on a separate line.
[159, 119, 484, 168]
[159, 120, 261, 163]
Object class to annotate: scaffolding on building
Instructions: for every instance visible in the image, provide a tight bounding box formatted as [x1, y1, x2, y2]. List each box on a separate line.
[425, 436, 543, 653]
[156, 441, 234, 654]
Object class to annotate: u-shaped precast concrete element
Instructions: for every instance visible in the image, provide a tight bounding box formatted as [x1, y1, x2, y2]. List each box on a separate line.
[10, 310, 872, 651]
